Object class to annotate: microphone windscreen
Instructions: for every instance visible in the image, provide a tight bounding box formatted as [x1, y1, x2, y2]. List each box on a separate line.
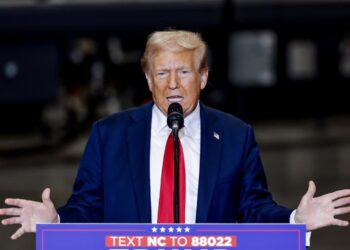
[167, 103, 184, 129]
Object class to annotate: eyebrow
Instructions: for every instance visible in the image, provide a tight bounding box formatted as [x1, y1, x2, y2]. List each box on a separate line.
[153, 64, 192, 72]
[177, 66, 190, 70]
[156, 66, 190, 70]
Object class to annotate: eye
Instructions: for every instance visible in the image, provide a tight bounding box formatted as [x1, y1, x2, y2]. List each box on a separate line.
[179, 69, 191, 76]
[156, 70, 167, 78]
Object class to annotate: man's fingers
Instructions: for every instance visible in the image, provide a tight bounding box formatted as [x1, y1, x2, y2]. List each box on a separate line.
[11, 227, 25, 240]
[303, 180, 316, 200]
[334, 206, 350, 216]
[2, 216, 21, 225]
[4, 198, 33, 208]
[0, 208, 21, 216]
[0, 208, 8, 215]
[41, 188, 54, 209]
[328, 189, 350, 201]
[332, 219, 349, 227]
[333, 197, 350, 208]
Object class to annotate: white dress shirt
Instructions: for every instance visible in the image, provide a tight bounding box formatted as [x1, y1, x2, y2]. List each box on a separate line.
[150, 103, 201, 223]
[148, 103, 311, 245]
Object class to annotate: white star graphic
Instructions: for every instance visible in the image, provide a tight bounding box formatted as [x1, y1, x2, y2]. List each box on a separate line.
[168, 227, 174, 233]
[176, 227, 182, 232]
[160, 227, 166, 233]
[152, 227, 158, 232]
[184, 226, 190, 232]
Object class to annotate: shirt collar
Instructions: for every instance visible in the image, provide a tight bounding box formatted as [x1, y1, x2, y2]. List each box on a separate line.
[151, 102, 201, 138]
[152, 104, 168, 135]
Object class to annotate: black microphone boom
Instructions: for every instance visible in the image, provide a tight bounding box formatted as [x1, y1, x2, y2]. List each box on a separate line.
[167, 103, 184, 131]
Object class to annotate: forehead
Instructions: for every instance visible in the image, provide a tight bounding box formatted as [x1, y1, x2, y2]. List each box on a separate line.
[151, 50, 196, 69]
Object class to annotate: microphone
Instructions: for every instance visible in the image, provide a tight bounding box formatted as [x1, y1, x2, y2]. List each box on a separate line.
[166, 102, 184, 223]
[167, 103, 184, 131]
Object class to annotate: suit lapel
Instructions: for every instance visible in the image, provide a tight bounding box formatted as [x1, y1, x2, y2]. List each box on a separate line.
[196, 104, 223, 222]
[127, 103, 153, 222]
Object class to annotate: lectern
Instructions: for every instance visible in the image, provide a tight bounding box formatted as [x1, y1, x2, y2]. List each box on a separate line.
[37, 223, 305, 250]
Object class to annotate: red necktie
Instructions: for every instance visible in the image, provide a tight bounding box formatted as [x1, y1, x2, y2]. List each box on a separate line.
[158, 133, 186, 223]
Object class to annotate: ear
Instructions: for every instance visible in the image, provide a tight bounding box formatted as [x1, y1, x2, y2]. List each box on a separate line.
[200, 69, 209, 90]
[145, 73, 153, 92]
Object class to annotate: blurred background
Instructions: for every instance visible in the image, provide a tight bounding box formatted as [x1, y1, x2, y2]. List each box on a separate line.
[0, 0, 349, 249]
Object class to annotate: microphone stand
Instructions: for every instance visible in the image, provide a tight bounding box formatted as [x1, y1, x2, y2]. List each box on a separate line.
[167, 102, 184, 224]
[172, 122, 180, 223]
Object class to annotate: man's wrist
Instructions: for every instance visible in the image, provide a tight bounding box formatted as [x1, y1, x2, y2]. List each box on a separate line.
[290, 209, 311, 246]
[52, 214, 60, 223]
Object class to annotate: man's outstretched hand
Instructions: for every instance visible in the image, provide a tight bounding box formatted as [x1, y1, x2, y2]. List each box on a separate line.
[295, 181, 350, 231]
[0, 188, 58, 239]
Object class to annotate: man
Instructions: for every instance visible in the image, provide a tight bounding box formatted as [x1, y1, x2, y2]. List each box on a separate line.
[1, 30, 350, 241]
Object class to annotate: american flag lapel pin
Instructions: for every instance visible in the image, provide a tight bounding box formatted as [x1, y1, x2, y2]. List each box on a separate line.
[213, 132, 220, 140]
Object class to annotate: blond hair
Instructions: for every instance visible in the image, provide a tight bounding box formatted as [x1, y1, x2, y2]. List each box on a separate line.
[141, 30, 208, 73]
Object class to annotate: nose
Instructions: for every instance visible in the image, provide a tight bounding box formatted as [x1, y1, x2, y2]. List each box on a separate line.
[168, 70, 178, 90]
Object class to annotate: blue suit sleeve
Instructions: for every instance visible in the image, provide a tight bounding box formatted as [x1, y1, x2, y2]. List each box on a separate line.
[58, 123, 104, 222]
[238, 125, 293, 223]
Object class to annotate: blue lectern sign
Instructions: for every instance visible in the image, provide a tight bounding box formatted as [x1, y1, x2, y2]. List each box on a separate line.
[36, 223, 305, 250]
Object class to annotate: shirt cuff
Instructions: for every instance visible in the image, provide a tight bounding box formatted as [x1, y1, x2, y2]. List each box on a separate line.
[290, 209, 311, 247]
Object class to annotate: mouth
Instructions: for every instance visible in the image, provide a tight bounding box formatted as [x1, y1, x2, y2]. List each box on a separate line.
[166, 95, 184, 103]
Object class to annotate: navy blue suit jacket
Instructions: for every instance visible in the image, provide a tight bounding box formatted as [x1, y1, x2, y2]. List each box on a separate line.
[58, 102, 292, 223]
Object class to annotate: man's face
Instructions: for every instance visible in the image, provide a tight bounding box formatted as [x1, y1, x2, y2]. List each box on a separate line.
[145, 50, 208, 117]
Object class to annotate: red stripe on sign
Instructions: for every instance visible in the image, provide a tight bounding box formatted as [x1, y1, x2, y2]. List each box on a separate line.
[105, 235, 237, 247]
[105, 236, 146, 247]
[187, 236, 237, 247]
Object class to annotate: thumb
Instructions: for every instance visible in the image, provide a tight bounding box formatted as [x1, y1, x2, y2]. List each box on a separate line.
[41, 188, 53, 207]
[303, 180, 316, 200]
